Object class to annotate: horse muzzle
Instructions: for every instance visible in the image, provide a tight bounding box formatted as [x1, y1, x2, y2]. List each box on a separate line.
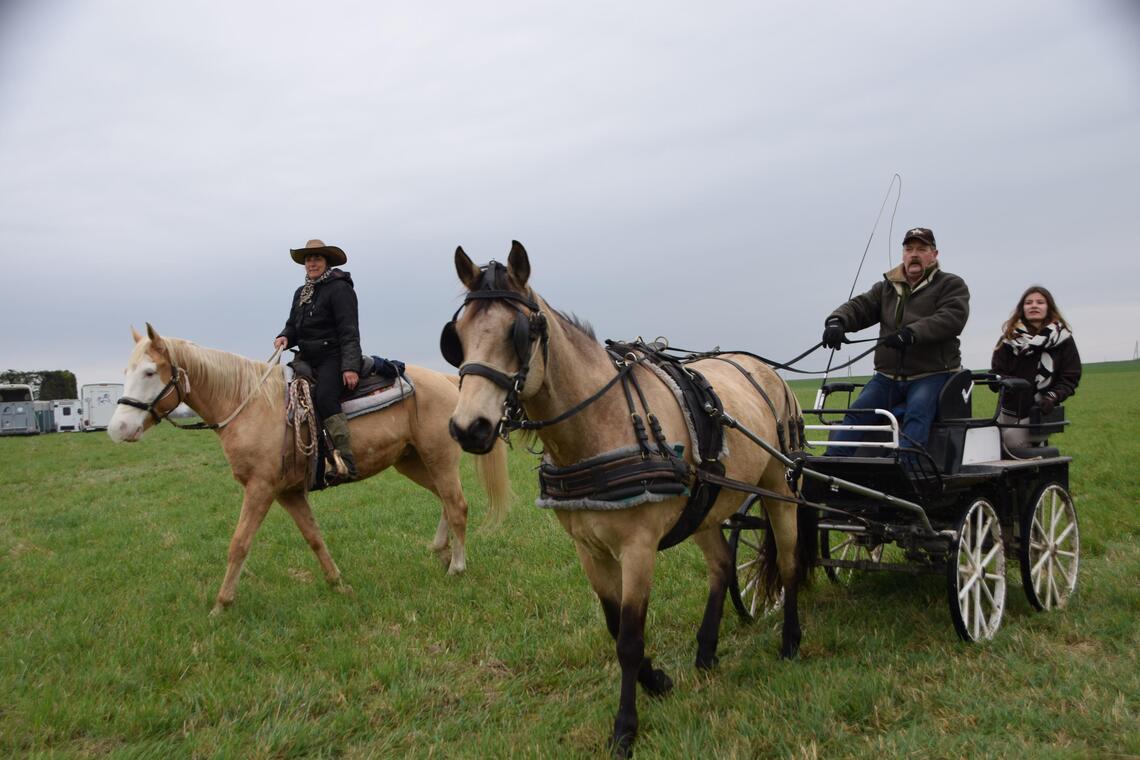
[449, 416, 497, 454]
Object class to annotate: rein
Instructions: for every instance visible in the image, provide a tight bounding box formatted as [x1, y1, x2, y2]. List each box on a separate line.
[661, 336, 883, 375]
[117, 346, 283, 431]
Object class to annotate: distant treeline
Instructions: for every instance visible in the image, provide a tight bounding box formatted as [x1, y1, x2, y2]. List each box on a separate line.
[0, 370, 78, 400]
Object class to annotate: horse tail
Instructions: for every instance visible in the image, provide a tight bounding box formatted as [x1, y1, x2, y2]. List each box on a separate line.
[796, 504, 819, 584]
[474, 437, 513, 529]
[759, 501, 819, 602]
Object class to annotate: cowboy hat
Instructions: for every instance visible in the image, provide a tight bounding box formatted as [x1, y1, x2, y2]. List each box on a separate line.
[290, 239, 347, 266]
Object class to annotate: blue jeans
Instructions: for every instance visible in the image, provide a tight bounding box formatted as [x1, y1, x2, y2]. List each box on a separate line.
[826, 372, 952, 456]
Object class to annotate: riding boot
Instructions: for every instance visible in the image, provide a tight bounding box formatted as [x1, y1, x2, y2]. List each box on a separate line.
[324, 412, 358, 483]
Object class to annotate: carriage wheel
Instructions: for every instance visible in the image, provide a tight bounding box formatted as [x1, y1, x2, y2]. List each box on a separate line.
[726, 496, 783, 622]
[1020, 483, 1079, 611]
[820, 529, 884, 584]
[947, 498, 1006, 642]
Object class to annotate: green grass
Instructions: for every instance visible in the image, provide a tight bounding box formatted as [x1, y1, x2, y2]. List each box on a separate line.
[2, 362, 1137, 758]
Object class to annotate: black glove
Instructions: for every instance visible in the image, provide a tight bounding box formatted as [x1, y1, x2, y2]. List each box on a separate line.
[1038, 393, 1056, 415]
[882, 327, 916, 350]
[822, 318, 845, 349]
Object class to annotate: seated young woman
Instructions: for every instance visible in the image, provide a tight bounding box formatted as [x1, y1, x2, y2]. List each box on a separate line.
[991, 285, 1081, 451]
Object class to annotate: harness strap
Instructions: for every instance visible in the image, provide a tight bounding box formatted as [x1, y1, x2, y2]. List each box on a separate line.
[514, 361, 633, 431]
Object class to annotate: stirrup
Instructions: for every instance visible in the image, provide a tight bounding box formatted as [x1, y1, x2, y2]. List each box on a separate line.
[324, 452, 354, 485]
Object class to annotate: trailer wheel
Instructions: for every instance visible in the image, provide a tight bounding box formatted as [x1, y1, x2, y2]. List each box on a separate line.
[1020, 483, 1079, 611]
[820, 529, 883, 584]
[947, 498, 1006, 642]
[725, 496, 782, 622]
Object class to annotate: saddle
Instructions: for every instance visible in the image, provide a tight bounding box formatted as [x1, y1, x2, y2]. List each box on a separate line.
[284, 355, 414, 491]
[288, 354, 407, 402]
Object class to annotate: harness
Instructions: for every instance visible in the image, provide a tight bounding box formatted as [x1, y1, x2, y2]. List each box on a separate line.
[440, 272, 809, 550]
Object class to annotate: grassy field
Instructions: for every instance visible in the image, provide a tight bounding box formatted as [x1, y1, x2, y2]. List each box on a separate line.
[2, 361, 1137, 758]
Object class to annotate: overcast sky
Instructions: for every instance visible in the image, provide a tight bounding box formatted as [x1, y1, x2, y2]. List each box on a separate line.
[2, 0, 1137, 393]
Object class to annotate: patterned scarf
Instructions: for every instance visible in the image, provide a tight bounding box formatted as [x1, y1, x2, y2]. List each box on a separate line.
[1003, 320, 1072, 390]
[298, 268, 334, 305]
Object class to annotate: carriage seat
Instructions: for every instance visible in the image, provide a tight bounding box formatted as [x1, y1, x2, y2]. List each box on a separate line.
[837, 369, 976, 462]
[1004, 404, 1066, 460]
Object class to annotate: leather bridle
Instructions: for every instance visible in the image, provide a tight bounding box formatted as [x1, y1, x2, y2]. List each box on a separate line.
[439, 262, 549, 438]
[116, 365, 193, 426]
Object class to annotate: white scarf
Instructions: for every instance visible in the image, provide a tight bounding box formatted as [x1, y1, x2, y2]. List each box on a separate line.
[1003, 320, 1071, 390]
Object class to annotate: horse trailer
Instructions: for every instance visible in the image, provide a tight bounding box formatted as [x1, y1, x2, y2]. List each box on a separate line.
[53, 399, 84, 432]
[81, 383, 123, 431]
[0, 384, 38, 435]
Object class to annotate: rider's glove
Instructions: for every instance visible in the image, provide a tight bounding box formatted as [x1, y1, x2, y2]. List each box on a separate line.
[822, 318, 846, 349]
[1038, 392, 1057, 415]
[883, 327, 916, 350]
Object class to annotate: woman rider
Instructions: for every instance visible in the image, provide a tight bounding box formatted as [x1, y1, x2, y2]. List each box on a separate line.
[991, 285, 1082, 451]
[274, 239, 361, 481]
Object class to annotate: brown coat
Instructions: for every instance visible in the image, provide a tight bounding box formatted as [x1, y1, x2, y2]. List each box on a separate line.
[829, 263, 970, 379]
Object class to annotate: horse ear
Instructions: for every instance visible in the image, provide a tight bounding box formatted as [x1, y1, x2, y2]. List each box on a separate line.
[455, 247, 481, 290]
[145, 322, 167, 353]
[508, 240, 530, 288]
[131, 326, 143, 343]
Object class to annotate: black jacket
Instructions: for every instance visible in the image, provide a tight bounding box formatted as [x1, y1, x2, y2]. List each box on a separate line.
[991, 337, 1082, 418]
[829, 263, 970, 379]
[278, 269, 362, 374]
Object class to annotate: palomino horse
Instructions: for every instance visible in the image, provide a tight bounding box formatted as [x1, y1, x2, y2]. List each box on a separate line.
[108, 324, 511, 615]
[445, 243, 815, 757]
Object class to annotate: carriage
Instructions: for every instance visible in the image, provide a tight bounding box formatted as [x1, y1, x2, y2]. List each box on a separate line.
[725, 369, 1079, 642]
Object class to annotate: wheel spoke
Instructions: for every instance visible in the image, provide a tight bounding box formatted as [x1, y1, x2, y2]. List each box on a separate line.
[1053, 521, 1076, 545]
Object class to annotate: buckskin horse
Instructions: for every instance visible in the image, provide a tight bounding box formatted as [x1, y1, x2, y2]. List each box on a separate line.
[108, 324, 511, 614]
[443, 242, 816, 757]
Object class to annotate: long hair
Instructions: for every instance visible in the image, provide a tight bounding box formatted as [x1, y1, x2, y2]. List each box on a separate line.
[998, 285, 1070, 344]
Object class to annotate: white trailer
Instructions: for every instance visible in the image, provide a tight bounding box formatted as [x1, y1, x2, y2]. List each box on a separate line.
[53, 399, 84, 432]
[81, 383, 123, 431]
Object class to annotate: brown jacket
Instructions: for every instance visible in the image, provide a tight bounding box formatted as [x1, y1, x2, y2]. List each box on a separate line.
[829, 263, 970, 379]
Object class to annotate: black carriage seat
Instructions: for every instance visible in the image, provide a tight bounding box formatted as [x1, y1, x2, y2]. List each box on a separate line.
[1004, 404, 1066, 460]
[841, 369, 977, 462]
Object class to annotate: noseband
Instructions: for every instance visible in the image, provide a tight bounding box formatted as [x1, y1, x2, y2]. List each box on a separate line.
[439, 261, 549, 437]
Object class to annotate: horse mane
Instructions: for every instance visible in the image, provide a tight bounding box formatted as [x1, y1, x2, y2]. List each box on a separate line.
[552, 308, 596, 342]
[164, 337, 284, 409]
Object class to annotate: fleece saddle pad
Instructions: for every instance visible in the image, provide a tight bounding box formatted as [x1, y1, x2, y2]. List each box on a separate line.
[342, 375, 415, 420]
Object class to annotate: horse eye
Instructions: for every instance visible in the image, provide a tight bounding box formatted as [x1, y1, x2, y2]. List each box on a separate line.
[145, 369, 156, 377]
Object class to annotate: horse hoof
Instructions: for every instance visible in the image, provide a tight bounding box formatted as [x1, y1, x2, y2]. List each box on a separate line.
[695, 653, 719, 670]
[208, 604, 226, 617]
[778, 644, 800, 660]
[640, 668, 673, 697]
[609, 731, 635, 759]
[334, 582, 355, 596]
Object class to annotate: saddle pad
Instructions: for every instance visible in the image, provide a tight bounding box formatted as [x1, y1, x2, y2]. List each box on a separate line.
[342, 376, 415, 420]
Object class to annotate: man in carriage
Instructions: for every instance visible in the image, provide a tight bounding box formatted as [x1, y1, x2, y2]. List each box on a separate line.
[820, 227, 970, 457]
